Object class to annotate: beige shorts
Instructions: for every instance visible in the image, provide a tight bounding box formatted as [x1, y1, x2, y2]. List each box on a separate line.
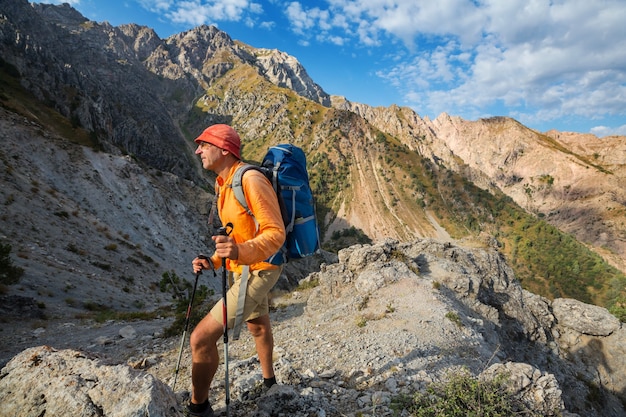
[209, 266, 282, 328]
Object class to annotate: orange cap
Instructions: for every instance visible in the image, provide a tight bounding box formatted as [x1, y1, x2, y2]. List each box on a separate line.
[194, 124, 241, 159]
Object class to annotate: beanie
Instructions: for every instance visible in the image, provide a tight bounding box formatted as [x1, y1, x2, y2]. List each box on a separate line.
[194, 124, 241, 159]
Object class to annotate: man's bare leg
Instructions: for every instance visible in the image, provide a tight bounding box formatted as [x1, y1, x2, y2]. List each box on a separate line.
[246, 314, 275, 379]
[189, 313, 224, 404]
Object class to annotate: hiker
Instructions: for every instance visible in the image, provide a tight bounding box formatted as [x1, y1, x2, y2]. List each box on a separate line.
[185, 124, 286, 417]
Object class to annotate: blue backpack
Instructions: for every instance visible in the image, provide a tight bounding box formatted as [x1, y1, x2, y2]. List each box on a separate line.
[232, 144, 320, 264]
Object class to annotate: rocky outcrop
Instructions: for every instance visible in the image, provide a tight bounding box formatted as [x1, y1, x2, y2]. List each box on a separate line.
[480, 362, 565, 416]
[303, 239, 625, 416]
[553, 298, 621, 337]
[254, 48, 331, 106]
[0, 346, 179, 417]
[2, 239, 624, 416]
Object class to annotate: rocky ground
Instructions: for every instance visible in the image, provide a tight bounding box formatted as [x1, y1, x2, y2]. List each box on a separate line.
[5, 238, 612, 417]
[1, 262, 461, 416]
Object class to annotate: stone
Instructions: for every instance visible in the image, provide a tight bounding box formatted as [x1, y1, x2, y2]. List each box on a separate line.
[552, 298, 621, 336]
[119, 325, 138, 339]
[0, 346, 180, 417]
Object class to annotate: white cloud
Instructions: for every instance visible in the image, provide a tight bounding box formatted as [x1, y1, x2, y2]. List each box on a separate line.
[285, 2, 351, 45]
[34, 0, 81, 4]
[170, 0, 257, 24]
[259, 20, 275, 30]
[318, 0, 487, 47]
[138, 0, 175, 13]
[138, 0, 263, 26]
[308, 0, 626, 130]
[284, 2, 315, 35]
[590, 124, 626, 137]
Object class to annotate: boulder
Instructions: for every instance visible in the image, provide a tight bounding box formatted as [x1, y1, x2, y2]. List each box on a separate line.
[552, 298, 621, 336]
[0, 346, 180, 417]
[481, 362, 564, 416]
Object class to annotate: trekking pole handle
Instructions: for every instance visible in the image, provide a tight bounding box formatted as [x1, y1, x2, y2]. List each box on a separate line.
[217, 223, 233, 268]
[217, 226, 229, 269]
[217, 222, 233, 237]
[196, 254, 207, 273]
[195, 254, 216, 276]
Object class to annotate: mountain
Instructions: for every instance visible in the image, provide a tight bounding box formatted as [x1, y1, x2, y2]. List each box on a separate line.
[1, 0, 624, 314]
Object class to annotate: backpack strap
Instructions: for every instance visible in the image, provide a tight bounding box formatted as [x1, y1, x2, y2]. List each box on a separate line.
[231, 164, 257, 218]
[230, 163, 287, 265]
[231, 265, 249, 341]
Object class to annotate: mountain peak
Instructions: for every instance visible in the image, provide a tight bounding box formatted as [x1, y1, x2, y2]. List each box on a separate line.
[252, 47, 331, 106]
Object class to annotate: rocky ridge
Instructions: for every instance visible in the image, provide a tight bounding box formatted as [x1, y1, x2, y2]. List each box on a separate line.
[2, 239, 625, 416]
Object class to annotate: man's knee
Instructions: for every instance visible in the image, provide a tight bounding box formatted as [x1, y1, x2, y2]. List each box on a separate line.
[190, 316, 221, 352]
[247, 324, 264, 338]
[247, 316, 271, 338]
[189, 327, 203, 350]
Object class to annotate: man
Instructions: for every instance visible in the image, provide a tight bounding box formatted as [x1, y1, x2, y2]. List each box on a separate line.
[186, 124, 286, 417]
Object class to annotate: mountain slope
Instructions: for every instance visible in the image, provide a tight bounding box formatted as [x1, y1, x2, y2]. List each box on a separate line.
[336, 102, 626, 275]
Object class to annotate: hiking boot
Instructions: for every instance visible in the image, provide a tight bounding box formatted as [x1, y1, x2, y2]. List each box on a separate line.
[183, 401, 216, 417]
[241, 379, 278, 402]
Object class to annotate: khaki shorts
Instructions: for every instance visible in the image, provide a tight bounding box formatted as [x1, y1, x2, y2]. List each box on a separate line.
[209, 266, 282, 328]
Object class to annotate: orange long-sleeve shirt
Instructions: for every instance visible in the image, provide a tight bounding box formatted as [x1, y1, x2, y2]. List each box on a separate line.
[210, 161, 286, 273]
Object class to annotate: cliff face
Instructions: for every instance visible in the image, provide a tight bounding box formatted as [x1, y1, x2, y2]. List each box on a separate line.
[0, 0, 197, 179]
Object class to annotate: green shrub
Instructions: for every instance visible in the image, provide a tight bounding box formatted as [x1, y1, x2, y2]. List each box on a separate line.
[609, 298, 626, 322]
[445, 311, 462, 327]
[104, 243, 118, 251]
[160, 270, 213, 337]
[0, 242, 24, 285]
[392, 369, 541, 417]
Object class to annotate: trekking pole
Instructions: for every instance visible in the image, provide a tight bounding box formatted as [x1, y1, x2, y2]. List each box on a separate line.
[172, 255, 210, 391]
[218, 225, 232, 417]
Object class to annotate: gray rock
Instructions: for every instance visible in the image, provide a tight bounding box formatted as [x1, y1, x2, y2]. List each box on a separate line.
[553, 298, 621, 336]
[119, 325, 138, 339]
[0, 346, 180, 417]
[481, 362, 564, 416]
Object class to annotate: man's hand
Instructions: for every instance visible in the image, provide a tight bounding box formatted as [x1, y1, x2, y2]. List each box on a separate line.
[192, 255, 210, 274]
[212, 234, 239, 260]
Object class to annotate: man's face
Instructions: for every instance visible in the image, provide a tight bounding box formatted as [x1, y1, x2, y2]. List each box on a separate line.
[195, 141, 222, 170]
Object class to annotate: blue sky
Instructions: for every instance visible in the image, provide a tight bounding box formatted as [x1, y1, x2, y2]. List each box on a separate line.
[36, 0, 626, 137]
